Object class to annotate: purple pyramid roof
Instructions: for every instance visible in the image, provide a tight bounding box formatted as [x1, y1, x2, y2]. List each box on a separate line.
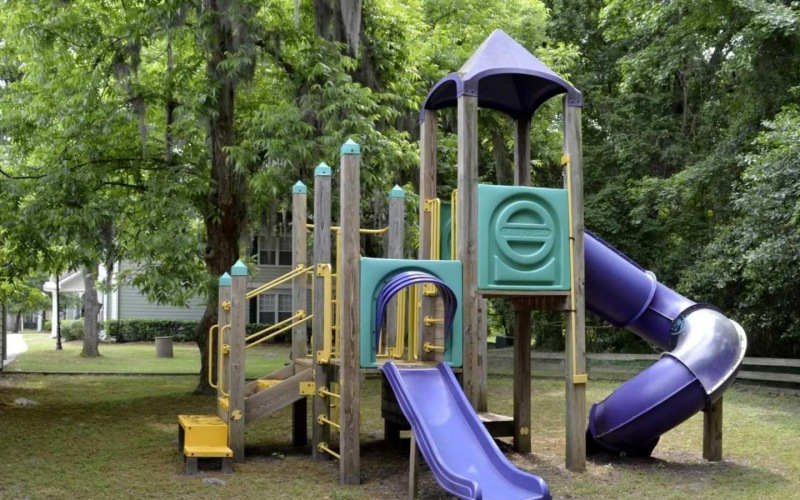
[420, 30, 582, 121]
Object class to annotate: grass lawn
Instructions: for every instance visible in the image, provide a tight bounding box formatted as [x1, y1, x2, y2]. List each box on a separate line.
[0, 365, 798, 499]
[7, 333, 287, 378]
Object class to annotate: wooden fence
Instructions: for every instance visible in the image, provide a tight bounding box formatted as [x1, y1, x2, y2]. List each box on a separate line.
[487, 350, 800, 387]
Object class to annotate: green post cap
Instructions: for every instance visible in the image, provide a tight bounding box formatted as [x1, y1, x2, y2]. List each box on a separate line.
[219, 272, 232, 287]
[340, 139, 361, 155]
[292, 180, 307, 194]
[230, 260, 248, 276]
[314, 162, 331, 177]
[389, 185, 405, 198]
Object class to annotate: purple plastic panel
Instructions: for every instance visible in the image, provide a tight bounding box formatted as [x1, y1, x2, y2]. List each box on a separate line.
[383, 362, 551, 500]
[373, 271, 457, 350]
[420, 30, 582, 121]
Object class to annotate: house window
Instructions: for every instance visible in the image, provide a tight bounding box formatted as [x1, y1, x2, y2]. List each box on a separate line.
[253, 234, 292, 266]
[257, 293, 292, 324]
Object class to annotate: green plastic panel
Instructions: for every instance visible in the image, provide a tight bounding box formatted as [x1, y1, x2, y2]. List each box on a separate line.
[440, 202, 453, 260]
[360, 258, 463, 368]
[477, 184, 570, 291]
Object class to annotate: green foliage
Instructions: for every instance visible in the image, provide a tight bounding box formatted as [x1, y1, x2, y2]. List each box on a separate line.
[60, 319, 84, 341]
[109, 320, 200, 343]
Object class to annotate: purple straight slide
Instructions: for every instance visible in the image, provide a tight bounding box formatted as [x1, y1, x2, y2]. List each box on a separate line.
[584, 232, 747, 454]
[383, 362, 551, 500]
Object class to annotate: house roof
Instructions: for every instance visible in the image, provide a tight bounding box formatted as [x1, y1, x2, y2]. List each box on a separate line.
[42, 272, 85, 293]
[420, 29, 583, 121]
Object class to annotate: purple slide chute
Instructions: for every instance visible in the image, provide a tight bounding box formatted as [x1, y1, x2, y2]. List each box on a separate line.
[585, 231, 747, 454]
[383, 362, 551, 500]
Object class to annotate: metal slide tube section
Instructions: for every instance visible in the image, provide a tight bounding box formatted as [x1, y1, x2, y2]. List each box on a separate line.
[584, 232, 747, 454]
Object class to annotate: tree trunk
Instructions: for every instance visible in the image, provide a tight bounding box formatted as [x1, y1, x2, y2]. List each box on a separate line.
[81, 268, 101, 358]
[194, 0, 249, 395]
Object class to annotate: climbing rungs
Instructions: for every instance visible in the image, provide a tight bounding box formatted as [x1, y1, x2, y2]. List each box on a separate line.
[184, 445, 233, 458]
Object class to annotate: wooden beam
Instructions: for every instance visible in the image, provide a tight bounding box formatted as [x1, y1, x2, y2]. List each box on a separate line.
[339, 140, 361, 485]
[244, 368, 314, 422]
[703, 397, 723, 461]
[457, 95, 483, 409]
[292, 181, 309, 447]
[229, 261, 248, 462]
[408, 432, 420, 500]
[217, 275, 231, 423]
[476, 298, 488, 411]
[418, 110, 438, 362]
[386, 186, 405, 353]
[513, 309, 532, 453]
[563, 100, 587, 472]
[312, 163, 332, 461]
[513, 117, 531, 186]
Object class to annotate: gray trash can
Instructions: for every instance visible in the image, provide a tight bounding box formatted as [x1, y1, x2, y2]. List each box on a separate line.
[155, 336, 174, 358]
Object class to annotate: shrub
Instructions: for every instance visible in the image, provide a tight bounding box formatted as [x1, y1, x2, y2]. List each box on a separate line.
[109, 320, 199, 343]
[60, 319, 84, 341]
[44, 320, 52, 332]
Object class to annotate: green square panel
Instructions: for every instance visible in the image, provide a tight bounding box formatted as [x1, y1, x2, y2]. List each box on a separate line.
[477, 184, 571, 291]
[440, 201, 452, 261]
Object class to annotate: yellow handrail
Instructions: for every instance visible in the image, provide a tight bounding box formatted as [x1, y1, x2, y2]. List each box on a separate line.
[245, 264, 309, 300]
[245, 311, 305, 343]
[451, 189, 458, 258]
[305, 224, 389, 235]
[218, 324, 231, 397]
[208, 324, 219, 389]
[393, 288, 407, 359]
[408, 285, 419, 361]
[334, 231, 342, 358]
[563, 154, 588, 385]
[425, 198, 442, 260]
[246, 314, 313, 349]
[316, 263, 334, 363]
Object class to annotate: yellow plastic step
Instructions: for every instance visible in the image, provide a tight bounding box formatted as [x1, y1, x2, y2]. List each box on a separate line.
[184, 445, 233, 458]
[178, 414, 228, 448]
[256, 379, 281, 391]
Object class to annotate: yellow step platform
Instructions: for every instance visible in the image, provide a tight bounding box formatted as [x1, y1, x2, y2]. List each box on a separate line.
[177, 415, 233, 474]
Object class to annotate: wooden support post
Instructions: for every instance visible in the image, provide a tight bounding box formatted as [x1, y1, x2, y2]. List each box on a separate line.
[512, 115, 532, 451]
[312, 163, 332, 461]
[217, 273, 231, 422]
[563, 100, 587, 472]
[408, 432, 420, 500]
[339, 139, 361, 485]
[457, 95, 484, 409]
[476, 298, 488, 412]
[418, 109, 438, 362]
[703, 397, 723, 461]
[514, 117, 532, 187]
[229, 260, 248, 462]
[513, 307, 532, 453]
[386, 185, 406, 353]
[292, 181, 308, 447]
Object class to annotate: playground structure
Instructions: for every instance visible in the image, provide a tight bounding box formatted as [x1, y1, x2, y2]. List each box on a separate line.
[178, 30, 747, 498]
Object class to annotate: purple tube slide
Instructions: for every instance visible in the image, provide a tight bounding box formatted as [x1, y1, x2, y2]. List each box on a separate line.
[383, 362, 551, 500]
[585, 232, 747, 454]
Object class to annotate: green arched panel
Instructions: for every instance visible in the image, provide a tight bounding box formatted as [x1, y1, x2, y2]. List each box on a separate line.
[360, 258, 463, 368]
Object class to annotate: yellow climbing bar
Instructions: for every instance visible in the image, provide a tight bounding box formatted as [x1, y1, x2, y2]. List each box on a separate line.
[316, 263, 334, 364]
[207, 324, 219, 390]
[246, 264, 310, 299]
[563, 154, 588, 386]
